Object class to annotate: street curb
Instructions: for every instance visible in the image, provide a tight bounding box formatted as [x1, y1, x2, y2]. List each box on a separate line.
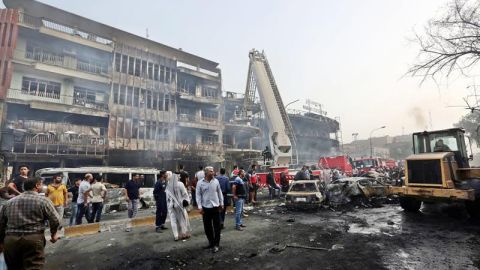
[63, 206, 238, 238]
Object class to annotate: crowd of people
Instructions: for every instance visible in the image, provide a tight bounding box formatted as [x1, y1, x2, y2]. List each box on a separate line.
[0, 163, 277, 269]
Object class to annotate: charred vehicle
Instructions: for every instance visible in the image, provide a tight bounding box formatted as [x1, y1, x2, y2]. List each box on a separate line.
[36, 167, 160, 212]
[285, 180, 324, 209]
[326, 177, 388, 206]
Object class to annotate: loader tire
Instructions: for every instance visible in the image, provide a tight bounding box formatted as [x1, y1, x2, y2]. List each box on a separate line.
[399, 197, 421, 212]
[466, 199, 480, 219]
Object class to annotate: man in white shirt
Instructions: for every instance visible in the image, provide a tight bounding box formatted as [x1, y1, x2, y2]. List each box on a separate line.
[89, 177, 107, 223]
[76, 174, 93, 225]
[196, 166, 223, 253]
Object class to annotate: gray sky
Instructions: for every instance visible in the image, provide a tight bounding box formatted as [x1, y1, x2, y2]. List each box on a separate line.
[2, 0, 475, 142]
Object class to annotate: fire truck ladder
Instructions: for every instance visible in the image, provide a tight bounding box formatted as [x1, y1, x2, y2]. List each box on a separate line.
[244, 50, 298, 166]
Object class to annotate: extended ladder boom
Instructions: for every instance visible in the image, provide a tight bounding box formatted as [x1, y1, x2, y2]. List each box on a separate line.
[245, 49, 297, 166]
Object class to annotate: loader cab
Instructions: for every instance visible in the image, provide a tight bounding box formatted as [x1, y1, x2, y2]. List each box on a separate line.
[412, 128, 470, 168]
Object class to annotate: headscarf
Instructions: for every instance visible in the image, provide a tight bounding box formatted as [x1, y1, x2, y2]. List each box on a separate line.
[166, 173, 183, 208]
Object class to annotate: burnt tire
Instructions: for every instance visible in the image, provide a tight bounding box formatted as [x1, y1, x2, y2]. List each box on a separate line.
[399, 197, 422, 212]
[466, 200, 480, 219]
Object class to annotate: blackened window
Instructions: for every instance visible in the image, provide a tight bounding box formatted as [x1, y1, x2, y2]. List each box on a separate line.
[133, 87, 140, 107]
[114, 53, 121, 72]
[152, 92, 158, 110]
[127, 87, 133, 106]
[128, 56, 134, 75]
[146, 90, 152, 109]
[113, 84, 119, 104]
[119, 85, 126, 105]
[135, 58, 141, 76]
[21, 77, 60, 99]
[148, 63, 153, 80]
[121, 55, 128, 73]
[160, 65, 165, 82]
[154, 64, 159, 81]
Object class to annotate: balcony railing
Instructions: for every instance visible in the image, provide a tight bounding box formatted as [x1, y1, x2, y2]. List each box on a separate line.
[7, 88, 108, 112]
[18, 12, 113, 46]
[24, 49, 110, 77]
[4, 121, 107, 157]
[177, 114, 219, 125]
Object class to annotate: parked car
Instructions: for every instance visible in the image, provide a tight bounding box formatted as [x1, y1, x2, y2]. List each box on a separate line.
[285, 180, 325, 209]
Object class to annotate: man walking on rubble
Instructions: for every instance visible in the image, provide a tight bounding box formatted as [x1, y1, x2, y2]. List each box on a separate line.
[0, 177, 60, 269]
[154, 170, 168, 233]
[196, 166, 224, 253]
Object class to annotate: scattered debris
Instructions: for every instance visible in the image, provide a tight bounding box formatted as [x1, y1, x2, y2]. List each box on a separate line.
[286, 244, 330, 251]
[269, 243, 345, 253]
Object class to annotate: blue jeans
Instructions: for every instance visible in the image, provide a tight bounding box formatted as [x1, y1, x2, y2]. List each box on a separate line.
[91, 202, 104, 222]
[76, 203, 92, 225]
[235, 198, 244, 228]
[69, 203, 78, 226]
[128, 199, 139, 219]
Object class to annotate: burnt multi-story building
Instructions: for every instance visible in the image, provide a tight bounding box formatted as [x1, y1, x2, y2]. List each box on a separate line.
[0, 0, 339, 175]
[0, 0, 223, 173]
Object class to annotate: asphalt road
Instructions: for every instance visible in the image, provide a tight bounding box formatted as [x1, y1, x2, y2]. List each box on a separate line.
[45, 202, 480, 270]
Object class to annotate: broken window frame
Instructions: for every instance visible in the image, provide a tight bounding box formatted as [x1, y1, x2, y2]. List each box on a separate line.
[121, 55, 128, 73]
[114, 53, 121, 72]
[154, 64, 159, 81]
[21, 76, 61, 99]
[148, 62, 153, 80]
[160, 65, 165, 82]
[126, 86, 133, 106]
[128, 56, 134, 75]
[113, 83, 119, 104]
[134, 58, 141, 76]
[119, 85, 126, 105]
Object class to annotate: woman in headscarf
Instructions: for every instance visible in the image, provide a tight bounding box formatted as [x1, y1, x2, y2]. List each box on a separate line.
[166, 172, 191, 241]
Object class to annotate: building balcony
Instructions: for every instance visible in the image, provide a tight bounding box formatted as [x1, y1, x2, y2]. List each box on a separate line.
[2, 122, 107, 157]
[14, 49, 111, 83]
[6, 88, 109, 117]
[177, 91, 223, 104]
[176, 114, 221, 130]
[18, 12, 113, 52]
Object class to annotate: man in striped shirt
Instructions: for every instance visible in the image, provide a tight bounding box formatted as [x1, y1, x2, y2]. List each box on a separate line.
[0, 177, 60, 269]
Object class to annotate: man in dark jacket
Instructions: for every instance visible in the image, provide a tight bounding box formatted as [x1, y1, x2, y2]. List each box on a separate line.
[216, 168, 230, 229]
[153, 170, 168, 233]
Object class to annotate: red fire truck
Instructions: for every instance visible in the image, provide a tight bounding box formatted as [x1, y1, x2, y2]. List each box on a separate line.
[318, 156, 354, 176]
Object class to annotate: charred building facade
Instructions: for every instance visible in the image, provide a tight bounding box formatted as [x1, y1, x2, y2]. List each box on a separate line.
[0, 0, 224, 173]
[288, 109, 340, 164]
[0, 0, 338, 174]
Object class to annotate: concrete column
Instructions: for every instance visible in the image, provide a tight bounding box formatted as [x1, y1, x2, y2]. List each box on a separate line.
[232, 134, 236, 148]
[249, 138, 253, 150]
